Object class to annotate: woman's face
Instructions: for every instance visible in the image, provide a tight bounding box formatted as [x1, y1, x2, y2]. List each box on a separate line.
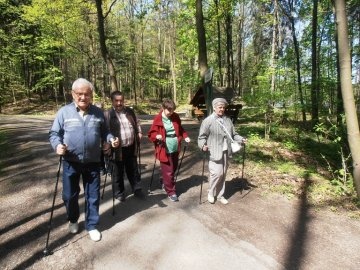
[214, 103, 226, 116]
[163, 108, 174, 118]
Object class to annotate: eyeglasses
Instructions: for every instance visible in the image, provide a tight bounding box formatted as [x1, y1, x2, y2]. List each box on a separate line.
[72, 91, 92, 99]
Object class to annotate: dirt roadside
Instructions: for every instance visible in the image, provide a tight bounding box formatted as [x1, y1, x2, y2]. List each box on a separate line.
[0, 115, 360, 270]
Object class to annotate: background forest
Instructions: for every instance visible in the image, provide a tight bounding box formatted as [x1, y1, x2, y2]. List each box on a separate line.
[1, 0, 360, 205]
[1, 0, 359, 111]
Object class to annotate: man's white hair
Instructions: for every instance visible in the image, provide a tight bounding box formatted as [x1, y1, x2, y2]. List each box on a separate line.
[72, 78, 94, 92]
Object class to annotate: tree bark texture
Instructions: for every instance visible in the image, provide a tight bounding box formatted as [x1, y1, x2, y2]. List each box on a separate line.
[214, 0, 223, 86]
[311, 0, 319, 125]
[237, 4, 245, 97]
[270, 0, 278, 95]
[196, 0, 208, 79]
[334, 0, 360, 198]
[94, 0, 118, 93]
[225, 12, 234, 88]
[290, 15, 306, 122]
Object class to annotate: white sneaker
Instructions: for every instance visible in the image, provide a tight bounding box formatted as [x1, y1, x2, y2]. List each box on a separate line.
[207, 194, 215, 204]
[68, 222, 79, 234]
[218, 196, 229, 205]
[88, 229, 102, 242]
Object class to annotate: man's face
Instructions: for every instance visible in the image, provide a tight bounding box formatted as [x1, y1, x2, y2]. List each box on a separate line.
[112, 95, 125, 112]
[72, 85, 92, 111]
[214, 103, 226, 116]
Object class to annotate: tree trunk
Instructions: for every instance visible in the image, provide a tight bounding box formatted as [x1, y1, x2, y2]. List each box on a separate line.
[237, 4, 245, 97]
[290, 16, 306, 122]
[94, 0, 118, 92]
[265, 0, 279, 140]
[334, 0, 360, 198]
[214, 0, 223, 86]
[270, 0, 278, 95]
[129, 0, 138, 104]
[195, 0, 208, 78]
[169, 27, 177, 103]
[311, 0, 319, 125]
[195, 0, 211, 115]
[131, 48, 137, 103]
[334, 8, 344, 124]
[225, 12, 234, 88]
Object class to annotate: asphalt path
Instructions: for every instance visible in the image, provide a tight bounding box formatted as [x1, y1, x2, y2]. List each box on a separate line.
[0, 115, 359, 270]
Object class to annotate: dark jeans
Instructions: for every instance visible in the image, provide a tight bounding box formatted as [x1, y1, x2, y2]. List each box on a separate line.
[111, 144, 141, 198]
[62, 160, 100, 231]
[160, 152, 179, 196]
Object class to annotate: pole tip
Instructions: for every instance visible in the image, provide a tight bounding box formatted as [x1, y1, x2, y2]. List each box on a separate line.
[43, 248, 53, 256]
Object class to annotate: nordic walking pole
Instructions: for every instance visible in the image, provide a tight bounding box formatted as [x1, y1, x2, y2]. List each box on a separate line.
[241, 143, 246, 180]
[199, 151, 207, 204]
[175, 143, 187, 182]
[138, 142, 141, 179]
[148, 140, 162, 193]
[101, 151, 112, 199]
[101, 161, 108, 200]
[111, 163, 115, 216]
[107, 153, 116, 216]
[148, 158, 157, 193]
[43, 155, 62, 256]
[101, 143, 111, 199]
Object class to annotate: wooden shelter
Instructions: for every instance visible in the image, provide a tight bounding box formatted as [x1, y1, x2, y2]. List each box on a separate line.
[190, 85, 242, 123]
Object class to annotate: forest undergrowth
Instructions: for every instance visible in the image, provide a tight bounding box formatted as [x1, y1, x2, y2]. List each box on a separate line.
[235, 108, 360, 219]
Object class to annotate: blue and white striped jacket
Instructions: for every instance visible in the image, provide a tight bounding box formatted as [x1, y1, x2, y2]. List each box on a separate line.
[49, 102, 113, 163]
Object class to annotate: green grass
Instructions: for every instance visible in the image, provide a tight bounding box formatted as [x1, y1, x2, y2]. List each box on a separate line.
[269, 183, 296, 199]
[234, 117, 360, 218]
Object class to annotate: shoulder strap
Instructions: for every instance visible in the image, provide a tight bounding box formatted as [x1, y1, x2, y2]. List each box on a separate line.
[216, 119, 234, 143]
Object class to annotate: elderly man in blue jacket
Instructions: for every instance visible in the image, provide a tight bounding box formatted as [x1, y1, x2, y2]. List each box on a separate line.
[49, 78, 119, 242]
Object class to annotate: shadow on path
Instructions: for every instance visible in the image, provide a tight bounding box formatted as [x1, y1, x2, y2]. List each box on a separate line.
[283, 173, 311, 270]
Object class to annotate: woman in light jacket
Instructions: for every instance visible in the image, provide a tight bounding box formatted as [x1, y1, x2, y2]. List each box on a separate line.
[198, 98, 246, 204]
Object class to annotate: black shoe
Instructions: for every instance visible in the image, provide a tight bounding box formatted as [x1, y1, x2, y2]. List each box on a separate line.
[134, 189, 145, 198]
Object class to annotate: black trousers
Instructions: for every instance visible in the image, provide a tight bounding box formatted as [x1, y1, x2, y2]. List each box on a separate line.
[111, 144, 141, 198]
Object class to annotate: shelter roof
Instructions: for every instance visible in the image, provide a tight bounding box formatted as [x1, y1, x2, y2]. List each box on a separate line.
[190, 86, 235, 106]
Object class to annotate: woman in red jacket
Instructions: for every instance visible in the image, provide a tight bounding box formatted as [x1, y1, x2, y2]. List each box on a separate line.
[148, 99, 191, 202]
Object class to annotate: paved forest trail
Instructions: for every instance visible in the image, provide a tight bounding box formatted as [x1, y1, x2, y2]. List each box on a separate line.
[0, 115, 359, 270]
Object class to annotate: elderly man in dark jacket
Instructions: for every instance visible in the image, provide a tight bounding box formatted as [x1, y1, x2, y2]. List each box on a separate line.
[104, 91, 143, 202]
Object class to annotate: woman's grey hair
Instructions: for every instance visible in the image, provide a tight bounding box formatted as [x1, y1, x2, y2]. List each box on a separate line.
[72, 78, 94, 92]
[212, 98, 228, 109]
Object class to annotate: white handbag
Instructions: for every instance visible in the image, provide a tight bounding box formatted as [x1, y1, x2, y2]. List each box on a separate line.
[216, 119, 242, 153]
[230, 141, 242, 153]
